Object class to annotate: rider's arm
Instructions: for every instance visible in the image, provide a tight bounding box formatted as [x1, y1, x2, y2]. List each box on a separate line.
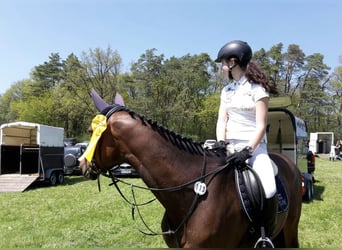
[248, 97, 268, 150]
[216, 92, 228, 141]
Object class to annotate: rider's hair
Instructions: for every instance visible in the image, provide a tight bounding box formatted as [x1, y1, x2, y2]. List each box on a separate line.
[245, 61, 278, 95]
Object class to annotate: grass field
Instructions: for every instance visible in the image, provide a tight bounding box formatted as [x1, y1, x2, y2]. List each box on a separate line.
[0, 156, 341, 248]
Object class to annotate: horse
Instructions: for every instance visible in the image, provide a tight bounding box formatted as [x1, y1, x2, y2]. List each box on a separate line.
[79, 94, 302, 248]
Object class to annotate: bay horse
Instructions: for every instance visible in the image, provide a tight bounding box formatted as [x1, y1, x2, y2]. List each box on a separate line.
[80, 94, 302, 248]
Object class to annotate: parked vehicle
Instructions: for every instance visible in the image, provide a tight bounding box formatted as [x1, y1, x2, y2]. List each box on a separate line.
[63, 138, 77, 147]
[64, 142, 88, 175]
[0, 122, 65, 192]
[110, 163, 139, 178]
[203, 139, 217, 149]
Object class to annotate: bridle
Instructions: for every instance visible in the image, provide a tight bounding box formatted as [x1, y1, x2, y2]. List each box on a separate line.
[94, 148, 235, 239]
[82, 159, 106, 191]
[81, 104, 131, 188]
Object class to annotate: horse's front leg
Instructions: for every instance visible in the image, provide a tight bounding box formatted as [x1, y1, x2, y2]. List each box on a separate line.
[161, 212, 182, 248]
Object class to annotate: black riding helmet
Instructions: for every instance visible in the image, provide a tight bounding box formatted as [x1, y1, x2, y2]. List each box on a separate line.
[215, 40, 252, 66]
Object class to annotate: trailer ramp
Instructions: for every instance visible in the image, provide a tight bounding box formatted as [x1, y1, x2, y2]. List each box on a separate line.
[0, 174, 38, 192]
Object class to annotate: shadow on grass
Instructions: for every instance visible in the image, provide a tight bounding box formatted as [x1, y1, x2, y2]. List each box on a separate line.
[63, 175, 89, 185]
[313, 181, 325, 201]
[27, 175, 89, 191]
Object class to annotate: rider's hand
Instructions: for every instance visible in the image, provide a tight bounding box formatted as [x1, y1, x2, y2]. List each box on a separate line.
[232, 146, 253, 166]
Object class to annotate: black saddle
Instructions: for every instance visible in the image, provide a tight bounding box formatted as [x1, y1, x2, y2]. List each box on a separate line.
[235, 165, 288, 224]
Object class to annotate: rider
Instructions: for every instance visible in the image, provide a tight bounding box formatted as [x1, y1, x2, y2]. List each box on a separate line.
[215, 40, 278, 239]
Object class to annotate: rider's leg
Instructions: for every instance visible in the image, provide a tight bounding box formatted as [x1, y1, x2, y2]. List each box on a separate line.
[248, 143, 277, 238]
[228, 140, 278, 237]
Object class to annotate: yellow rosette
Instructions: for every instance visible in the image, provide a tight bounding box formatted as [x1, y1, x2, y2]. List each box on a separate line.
[78, 114, 107, 162]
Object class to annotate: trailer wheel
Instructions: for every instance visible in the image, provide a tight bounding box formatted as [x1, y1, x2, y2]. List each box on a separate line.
[57, 171, 64, 184]
[310, 181, 314, 199]
[306, 182, 313, 201]
[49, 172, 57, 186]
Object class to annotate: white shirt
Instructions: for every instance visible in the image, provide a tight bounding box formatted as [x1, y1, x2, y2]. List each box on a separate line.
[219, 76, 269, 141]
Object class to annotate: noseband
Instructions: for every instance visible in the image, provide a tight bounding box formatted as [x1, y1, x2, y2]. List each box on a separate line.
[83, 159, 108, 192]
[84, 160, 101, 177]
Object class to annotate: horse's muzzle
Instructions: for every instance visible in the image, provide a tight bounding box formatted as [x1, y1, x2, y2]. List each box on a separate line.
[80, 159, 99, 180]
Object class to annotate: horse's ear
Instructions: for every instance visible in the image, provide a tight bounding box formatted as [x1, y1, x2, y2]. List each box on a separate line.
[91, 88, 110, 111]
[114, 92, 125, 106]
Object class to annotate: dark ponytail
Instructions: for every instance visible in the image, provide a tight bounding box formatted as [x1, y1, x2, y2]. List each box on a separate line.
[245, 61, 278, 95]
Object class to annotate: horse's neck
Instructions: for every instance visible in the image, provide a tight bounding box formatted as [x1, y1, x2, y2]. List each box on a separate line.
[118, 115, 215, 187]
[126, 133, 203, 187]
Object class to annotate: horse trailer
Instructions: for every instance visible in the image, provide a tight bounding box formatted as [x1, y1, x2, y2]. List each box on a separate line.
[267, 97, 314, 201]
[308, 132, 334, 154]
[0, 122, 65, 192]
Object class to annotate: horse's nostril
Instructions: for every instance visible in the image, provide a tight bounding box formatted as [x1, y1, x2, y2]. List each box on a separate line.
[79, 161, 99, 180]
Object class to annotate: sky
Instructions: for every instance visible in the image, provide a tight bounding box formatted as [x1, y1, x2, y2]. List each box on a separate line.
[1, 0, 341, 95]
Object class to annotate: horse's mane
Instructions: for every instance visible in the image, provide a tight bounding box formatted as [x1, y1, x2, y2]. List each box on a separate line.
[101, 104, 224, 157]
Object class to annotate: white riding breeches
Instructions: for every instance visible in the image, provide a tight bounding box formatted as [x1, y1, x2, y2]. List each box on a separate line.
[227, 139, 277, 199]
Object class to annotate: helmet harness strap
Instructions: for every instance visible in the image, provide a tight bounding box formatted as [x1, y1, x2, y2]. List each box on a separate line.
[228, 60, 238, 80]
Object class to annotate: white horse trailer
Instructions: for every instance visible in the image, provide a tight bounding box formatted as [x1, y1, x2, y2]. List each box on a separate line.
[308, 132, 334, 154]
[0, 122, 65, 192]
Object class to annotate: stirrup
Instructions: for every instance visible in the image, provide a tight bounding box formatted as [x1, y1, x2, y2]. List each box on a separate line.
[254, 227, 275, 248]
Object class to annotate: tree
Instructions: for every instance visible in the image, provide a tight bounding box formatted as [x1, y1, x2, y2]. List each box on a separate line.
[0, 43, 339, 141]
[60, 47, 123, 137]
[0, 80, 26, 123]
[10, 91, 57, 125]
[329, 66, 342, 139]
[197, 94, 220, 140]
[294, 53, 331, 132]
[129, 49, 216, 140]
[80, 46, 122, 103]
[31, 53, 65, 94]
[282, 44, 305, 95]
[254, 43, 284, 90]
[129, 48, 164, 119]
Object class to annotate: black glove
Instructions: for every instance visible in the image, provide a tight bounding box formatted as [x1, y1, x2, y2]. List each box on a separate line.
[232, 146, 253, 166]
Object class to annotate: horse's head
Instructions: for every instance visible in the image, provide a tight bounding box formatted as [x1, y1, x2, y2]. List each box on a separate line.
[79, 126, 121, 180]
[79, 89, 126, 180]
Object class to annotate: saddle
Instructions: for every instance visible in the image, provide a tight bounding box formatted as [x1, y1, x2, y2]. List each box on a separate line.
[234, 162, 288, 224]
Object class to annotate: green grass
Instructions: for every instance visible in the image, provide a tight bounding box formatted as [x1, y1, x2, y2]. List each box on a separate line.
[0, 156, 341, 248]
[298, 156, 342, 248]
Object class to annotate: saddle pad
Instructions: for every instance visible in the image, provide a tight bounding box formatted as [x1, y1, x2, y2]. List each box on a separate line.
[275, 175, 288, 213]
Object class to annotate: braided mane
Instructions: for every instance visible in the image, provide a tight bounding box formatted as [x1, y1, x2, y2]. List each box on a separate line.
[102, 104, 224, 157]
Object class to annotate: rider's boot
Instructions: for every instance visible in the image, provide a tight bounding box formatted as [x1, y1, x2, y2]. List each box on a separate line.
[254, 194, 278, 248]
[262, 194, 278, 238]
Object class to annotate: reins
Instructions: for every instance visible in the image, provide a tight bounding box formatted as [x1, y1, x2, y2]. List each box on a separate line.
[98, 151, 234, 236]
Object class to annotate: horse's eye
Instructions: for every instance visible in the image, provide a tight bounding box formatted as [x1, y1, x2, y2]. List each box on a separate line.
[88, 127, 93, 136]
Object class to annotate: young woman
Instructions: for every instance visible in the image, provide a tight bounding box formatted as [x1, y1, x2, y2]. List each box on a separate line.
[215, 40, 278, 238]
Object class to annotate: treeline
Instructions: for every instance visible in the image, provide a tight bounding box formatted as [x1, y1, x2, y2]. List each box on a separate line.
[0, 44, 341, 141]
